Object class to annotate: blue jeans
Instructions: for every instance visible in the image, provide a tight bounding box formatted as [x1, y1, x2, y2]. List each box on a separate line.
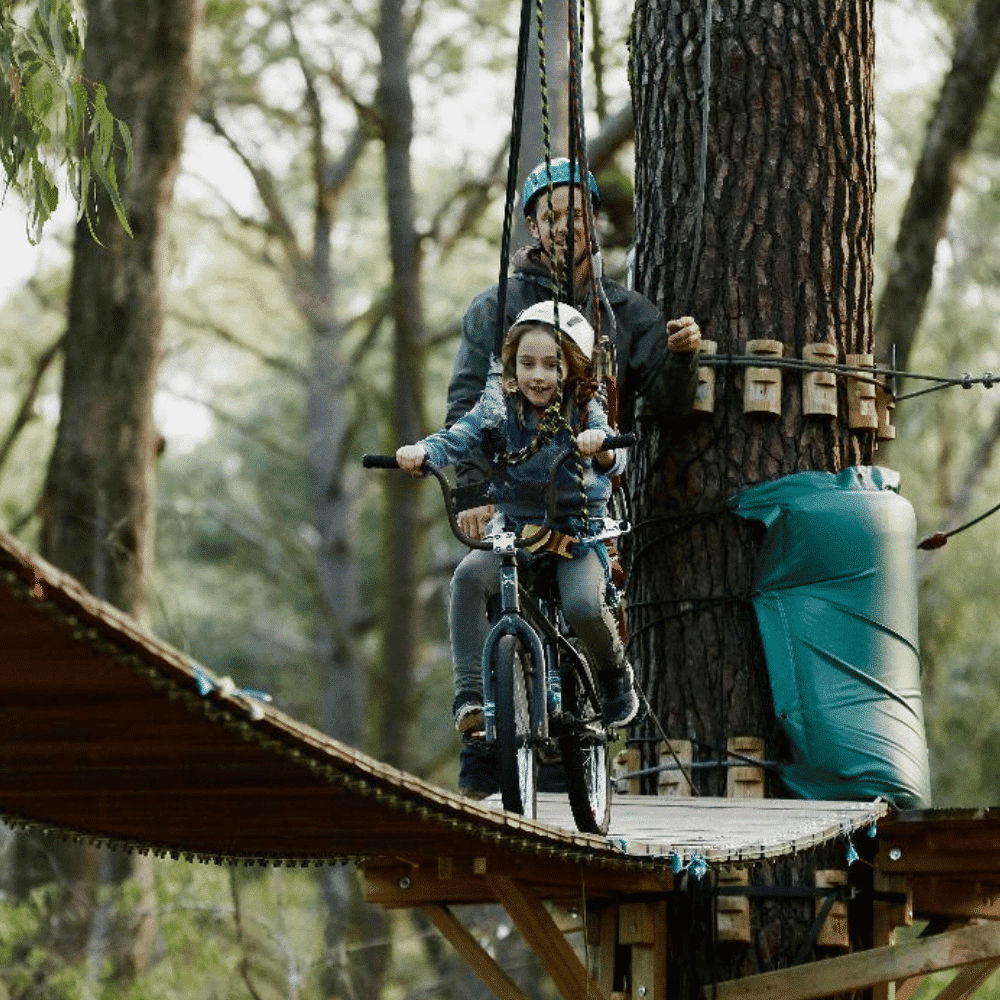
[448, 545, 623, 701]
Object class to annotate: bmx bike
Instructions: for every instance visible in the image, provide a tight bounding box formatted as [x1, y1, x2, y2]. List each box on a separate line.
[363, 435, 633, 834]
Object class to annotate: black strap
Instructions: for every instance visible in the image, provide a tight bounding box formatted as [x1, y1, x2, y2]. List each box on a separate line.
[495, 0, 535, 358]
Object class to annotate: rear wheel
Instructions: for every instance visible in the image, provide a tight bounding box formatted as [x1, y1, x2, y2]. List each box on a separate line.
[494, 634, 537, 818]
[561, 729, 611, 834]
[560, 669, 611, 835]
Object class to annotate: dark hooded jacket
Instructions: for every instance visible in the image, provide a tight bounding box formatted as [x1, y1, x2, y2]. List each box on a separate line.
[445, 246, 698, 508]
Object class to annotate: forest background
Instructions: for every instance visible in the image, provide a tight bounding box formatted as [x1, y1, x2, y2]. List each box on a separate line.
[0, 0, 999, 997]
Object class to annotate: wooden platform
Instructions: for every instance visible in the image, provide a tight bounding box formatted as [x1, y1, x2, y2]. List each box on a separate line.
[500, 793, 885, 863]
[5, 527, 1000, 998]
[0, 524, 883, 879]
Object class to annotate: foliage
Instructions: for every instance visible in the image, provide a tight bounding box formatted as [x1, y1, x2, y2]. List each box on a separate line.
[0, 0, 132, 242]
[4, 0, 1000, 996]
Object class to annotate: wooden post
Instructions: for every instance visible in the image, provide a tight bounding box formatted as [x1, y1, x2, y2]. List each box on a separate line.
[693, 339, 717, 413]
[802, 342, 838, 416]
[716, 866, 752, 944]
[620, 900, 668, 1000]
[593, 906, 619, 996]
[658, 739, 694, 797]
[814, 870, 850, 949]
[872, 872, 913, 1000]
[744, 339, 784, 415]
[615, 746, 642, 795]
[726, 736, 764, 799]
[876, 379, 896, 441]
[846, 352, 878, 429]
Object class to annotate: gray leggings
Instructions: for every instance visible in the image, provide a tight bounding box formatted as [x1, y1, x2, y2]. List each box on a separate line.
[449, 545, 624, 699]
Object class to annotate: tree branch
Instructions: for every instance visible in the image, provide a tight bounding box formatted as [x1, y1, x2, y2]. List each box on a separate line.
[0, 333, 65, 480]
[171, 309, 307, 383]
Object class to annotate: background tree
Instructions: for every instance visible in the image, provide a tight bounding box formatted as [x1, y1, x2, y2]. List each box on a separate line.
[629, 0, 876, 990]
[23, 0, 201, 983]
[4, 0, 1000, 996]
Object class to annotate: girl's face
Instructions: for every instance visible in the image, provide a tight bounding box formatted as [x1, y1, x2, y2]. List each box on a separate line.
[515, 328, 567, 413]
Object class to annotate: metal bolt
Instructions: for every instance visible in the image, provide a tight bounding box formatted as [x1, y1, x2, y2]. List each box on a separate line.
[638, 988, 648, 997]
[399, 876, 411, 889]
[888, 848, 902, 861]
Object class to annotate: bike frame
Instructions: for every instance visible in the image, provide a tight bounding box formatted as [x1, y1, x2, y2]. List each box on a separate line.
[479, 527, 612, 752]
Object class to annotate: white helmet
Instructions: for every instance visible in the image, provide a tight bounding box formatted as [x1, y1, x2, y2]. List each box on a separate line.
[509, 301, 595, 360]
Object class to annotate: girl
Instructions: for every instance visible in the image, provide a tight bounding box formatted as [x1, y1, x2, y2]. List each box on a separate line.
[396, 301, 638, 797]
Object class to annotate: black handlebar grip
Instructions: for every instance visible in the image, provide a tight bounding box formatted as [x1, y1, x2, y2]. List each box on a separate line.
[361, 454, 400, 469]
[604, 433, 636, 450]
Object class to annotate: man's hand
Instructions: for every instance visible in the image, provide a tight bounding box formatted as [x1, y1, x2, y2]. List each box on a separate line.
[458, 504, 496, 541]
[666, 316, 701, 353]
[396, 443, 428, 475]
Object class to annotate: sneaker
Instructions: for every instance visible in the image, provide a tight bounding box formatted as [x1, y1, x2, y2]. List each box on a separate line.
[453, 691, 485, 735]
[458, 733, 499, 799]
[598, 663, 639, 727]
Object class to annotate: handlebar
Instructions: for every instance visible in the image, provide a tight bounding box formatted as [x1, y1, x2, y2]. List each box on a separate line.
[361, 454, 401, 470]
[361, 431, 635, 551]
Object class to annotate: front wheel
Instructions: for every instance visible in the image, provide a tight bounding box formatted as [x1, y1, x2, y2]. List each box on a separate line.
[560, 727, 611, 835]
[494, 633, 538, 819]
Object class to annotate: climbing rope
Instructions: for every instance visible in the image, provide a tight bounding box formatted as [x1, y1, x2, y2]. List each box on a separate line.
[493, 0, 534, 359]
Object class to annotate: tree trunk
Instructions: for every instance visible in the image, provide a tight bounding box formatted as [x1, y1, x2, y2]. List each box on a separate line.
[629, 1, 875, 990]
[42, 0, 199, 614]
[377, 0, 427, 774]
[31, 0, 199, 981]
[874, 0, 1000, 376]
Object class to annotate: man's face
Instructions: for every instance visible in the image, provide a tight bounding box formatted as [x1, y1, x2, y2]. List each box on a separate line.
[527, 184, 591, 270]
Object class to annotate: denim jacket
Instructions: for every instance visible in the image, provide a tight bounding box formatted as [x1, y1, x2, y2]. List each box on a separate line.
[445, 246, 696, 508]
[420, 371, 625, 530]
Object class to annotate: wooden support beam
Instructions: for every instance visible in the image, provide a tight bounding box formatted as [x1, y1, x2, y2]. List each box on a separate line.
[420, 904, 532, 1000]
[485, 874, 612, 1000]
[595, 906, 618, 996]
[892, 978, 924, 1000]
[912, 878, 1000, 921]
[362, 858, 672, 908]
[620, 900, 667, 1000]
[931, 958, 1000, 1000]
[710, 920, 1000, 1000]
[872, 871, 911, 1000]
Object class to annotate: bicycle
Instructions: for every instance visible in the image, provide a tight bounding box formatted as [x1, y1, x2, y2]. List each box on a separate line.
[362, 434, 634, 835]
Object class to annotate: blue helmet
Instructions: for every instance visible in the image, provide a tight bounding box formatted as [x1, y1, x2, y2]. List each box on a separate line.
[521, 158, 600, 219]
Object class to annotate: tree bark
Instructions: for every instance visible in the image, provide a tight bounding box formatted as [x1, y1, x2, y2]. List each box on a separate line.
[874, 0, 1000, 376]
[376, 0, 427, 775]
[31, 0, 199, 982]
[42, 0, 199, 615]
[629, 1, 875, 990]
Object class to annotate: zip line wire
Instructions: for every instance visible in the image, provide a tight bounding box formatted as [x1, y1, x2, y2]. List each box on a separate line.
[694, 352, 998, 400]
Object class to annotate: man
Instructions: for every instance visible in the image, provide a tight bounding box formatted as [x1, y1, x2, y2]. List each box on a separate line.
[448, 157, 702, 538]
[447, 157, 702, 797]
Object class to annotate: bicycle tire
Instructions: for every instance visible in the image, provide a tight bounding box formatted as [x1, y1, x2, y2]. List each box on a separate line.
[560, 727, 611, 834]
[494, 633, 538, 818]
[559, 665, 611, 835]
